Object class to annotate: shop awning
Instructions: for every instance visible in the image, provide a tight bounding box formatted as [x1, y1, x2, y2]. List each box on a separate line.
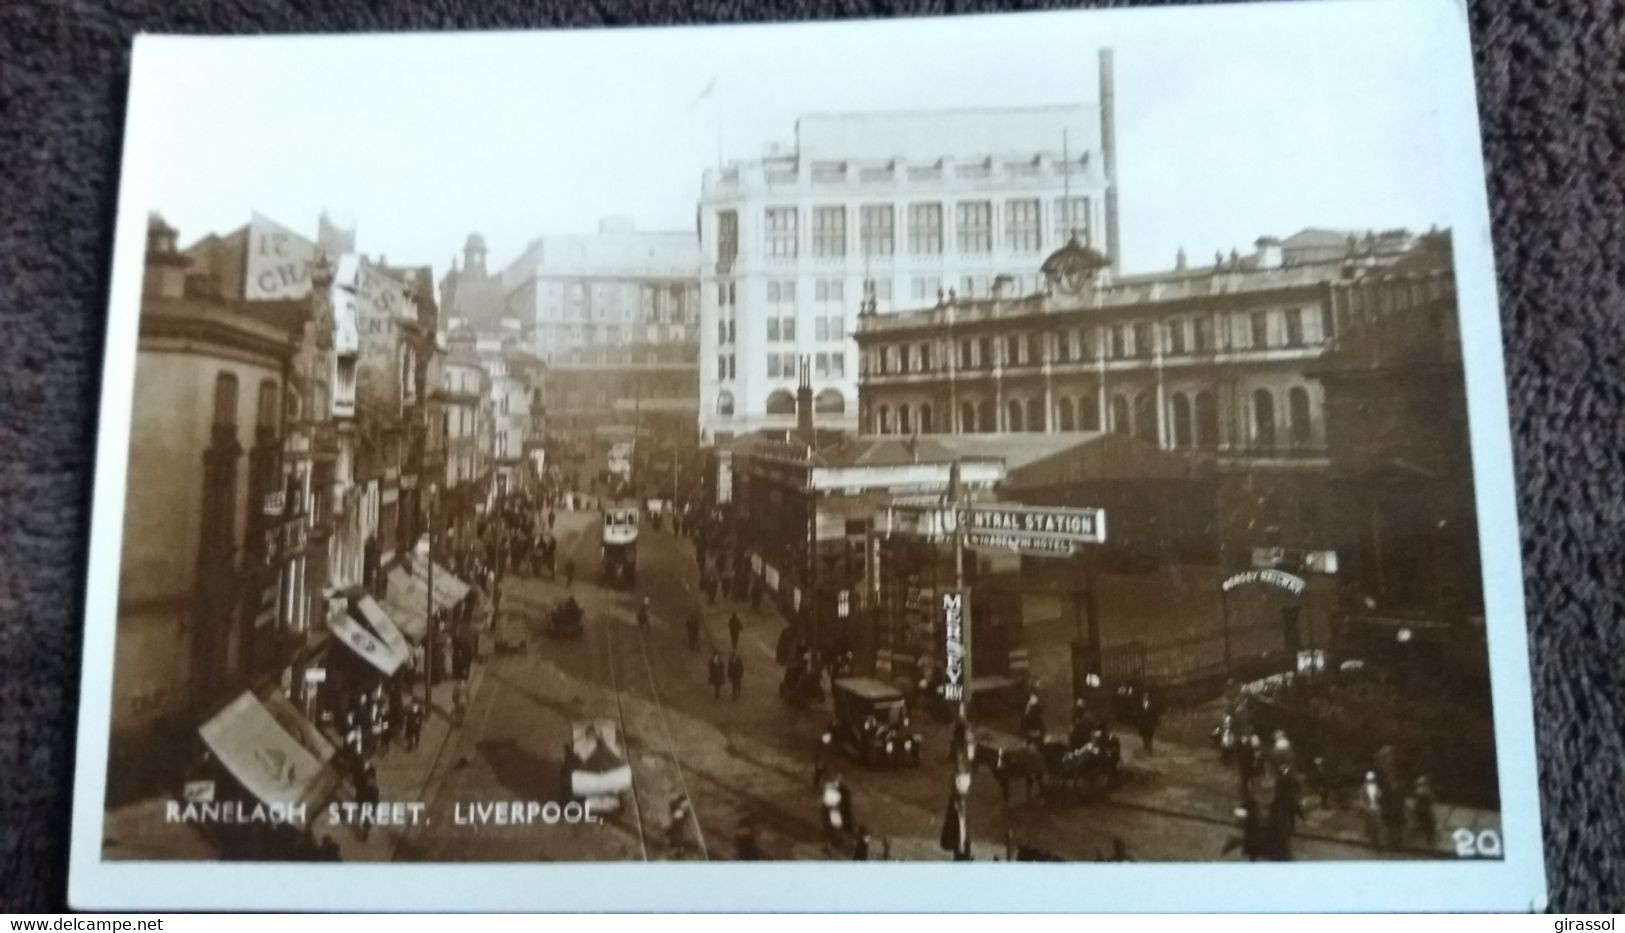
[409, 558, 472, 607]
[382, 567, 431, 642]
[197, 691, 338, 809]
[354, 595, 413, 664]
[326, 603, 407, 676]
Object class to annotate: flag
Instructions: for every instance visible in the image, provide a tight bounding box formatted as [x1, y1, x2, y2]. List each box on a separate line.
[317, 211, 356, 258]
[690, 76, 717, 110]
[244, 211, 318, 301]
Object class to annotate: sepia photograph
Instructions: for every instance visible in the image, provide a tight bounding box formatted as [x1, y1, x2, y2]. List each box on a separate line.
[68, 0, 1544, 911]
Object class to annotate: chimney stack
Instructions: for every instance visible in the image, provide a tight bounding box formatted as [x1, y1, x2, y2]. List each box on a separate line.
[1255, 236, 1283, 269]
[795, 356, 815, 445]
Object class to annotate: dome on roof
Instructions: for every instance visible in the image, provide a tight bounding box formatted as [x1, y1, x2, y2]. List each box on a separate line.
[465, 233, 487, 251]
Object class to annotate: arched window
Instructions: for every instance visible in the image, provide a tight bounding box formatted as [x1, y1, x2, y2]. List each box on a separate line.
[877, 405, 892, 435]
[1007, 399, 1025, 432]
[1134, 392, 1157, 443]
[1288, 386, 1312, 445]
[1110, 394, 1131, 435]
[765, 389, 796, 415]
[1252, 389, 1276, 448]
[1057, 397, 1076, 431]
[919, 404, 933, 434]
[212, 372, 239, 429]
[1079, 391, 1100, 431]
[716, 390, 735, 416]
[898, 404, 912, 435]
[815, 388, 845, 414]
[977, 398, 996, 432]
[1172, 393, 1193, 448]
[1026, 397, 1045, 432]
[256, 379, 280, 437]
[1195, 391, 1218, 448]
[961, 401, 977, 434]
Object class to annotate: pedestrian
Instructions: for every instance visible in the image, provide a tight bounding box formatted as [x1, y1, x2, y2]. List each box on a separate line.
[819, 776, 854, 852]
[354, 765, 379, 842]
[452, 678, 469, 728]
[1412, 775, 1437, 847]
[372, 689, 392, 754]
[344, 720, 365, 766]
[666, 794, 693, 854]
[813, 728, 833, 788]
[1222, 803, 1265, 861]
[727, 652, 745, 701]
[1137, 690, 1161, 756]
[707, 652, 727, 699]
[727, 612, 743, 652]
[1267, 765, 1303, 860]
[1360, 771, 1384, 847]
[1268, 729, 1295, 774]
[564, 559, 575, 590]
[403, 698, 424, 751]
[853, 827, 872, 861]
[1021, 690, 1045, 744]
[685, 609, 702, 650]
[940, 772, 972, 861]
[637, 598, 651, 633]
[1237, 731, 1261, 795]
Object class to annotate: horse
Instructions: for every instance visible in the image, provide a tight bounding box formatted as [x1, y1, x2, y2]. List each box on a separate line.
[990, 745, 1046, 805]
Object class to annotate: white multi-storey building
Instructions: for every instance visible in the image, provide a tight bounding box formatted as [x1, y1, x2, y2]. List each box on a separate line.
[697, 51, 1121, 442]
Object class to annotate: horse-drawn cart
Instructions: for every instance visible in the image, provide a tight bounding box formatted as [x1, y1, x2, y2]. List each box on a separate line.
[977, 726, 1125, 804]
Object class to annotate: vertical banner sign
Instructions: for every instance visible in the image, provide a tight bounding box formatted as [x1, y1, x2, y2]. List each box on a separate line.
[942, 590, 966, 702]
[245, 212, 317, 300]
[353, 259, 409, 413]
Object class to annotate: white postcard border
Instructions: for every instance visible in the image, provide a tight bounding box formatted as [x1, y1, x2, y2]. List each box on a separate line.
[69, 0, 1546, 911]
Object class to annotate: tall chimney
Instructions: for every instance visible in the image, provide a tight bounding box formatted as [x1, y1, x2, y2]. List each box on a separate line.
[1099, 48, 1121, 276]
[795, 356, 815, 445]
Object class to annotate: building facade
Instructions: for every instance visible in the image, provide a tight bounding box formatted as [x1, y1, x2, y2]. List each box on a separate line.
[438, 353, 490, 533]
[1308, 232, 1485, 671]
[502, 217, 701, 470]
[697, 54, 1120, 442]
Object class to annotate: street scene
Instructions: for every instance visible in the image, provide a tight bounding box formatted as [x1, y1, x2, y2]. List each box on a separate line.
[99, 20, 1506, 866]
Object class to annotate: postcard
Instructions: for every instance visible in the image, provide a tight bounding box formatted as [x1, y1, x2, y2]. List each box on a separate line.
[69, 0, 1545, 911]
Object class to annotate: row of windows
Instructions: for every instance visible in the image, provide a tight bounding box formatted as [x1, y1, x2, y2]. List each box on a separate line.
[545, 281, 696, 325]
[765, 351, 848, 380]
[714, 388, 847, 417]
[721, 197, 1090, 263]
[717, 314, 848, 348]
[540, 323, 692, 345]
[869, 386, 1315, 449]
[545, 344, 698, 366]
[867, 307, 1331, 375]
[211, 372, 281, 434]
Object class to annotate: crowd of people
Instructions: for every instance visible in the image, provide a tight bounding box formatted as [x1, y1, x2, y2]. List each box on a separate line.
[1214, 691, 1439, 859]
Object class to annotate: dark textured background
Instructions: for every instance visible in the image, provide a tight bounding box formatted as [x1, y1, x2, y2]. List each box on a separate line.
[2, 0, 1621, 913]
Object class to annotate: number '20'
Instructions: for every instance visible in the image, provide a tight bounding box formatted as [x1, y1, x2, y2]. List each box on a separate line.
[1453, 828, 1503, 858]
